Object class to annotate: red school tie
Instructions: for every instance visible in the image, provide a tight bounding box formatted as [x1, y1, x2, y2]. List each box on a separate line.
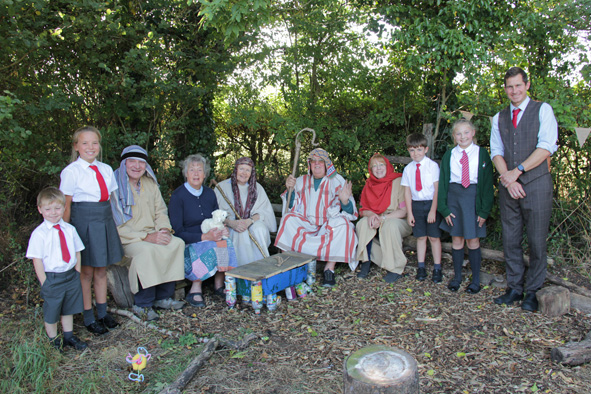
[460, 150, 470, 188]
[512, 108, 521, 128]
[89, 165, 109, 202]
[53, 224, 71, 263]
[415, 163, 422, 192]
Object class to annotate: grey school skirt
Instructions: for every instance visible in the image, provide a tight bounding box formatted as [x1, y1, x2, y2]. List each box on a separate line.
[71, 201, 123, 267]
[439, 183, 486, 239]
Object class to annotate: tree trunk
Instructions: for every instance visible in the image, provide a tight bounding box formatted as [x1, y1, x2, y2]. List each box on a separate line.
[344, 345, 419, 394]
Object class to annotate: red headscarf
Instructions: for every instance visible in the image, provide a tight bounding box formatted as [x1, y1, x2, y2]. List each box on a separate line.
[359, 153, 401, 215]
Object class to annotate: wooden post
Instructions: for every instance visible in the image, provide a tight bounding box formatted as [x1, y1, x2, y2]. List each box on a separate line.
[344, 345, 419, 394]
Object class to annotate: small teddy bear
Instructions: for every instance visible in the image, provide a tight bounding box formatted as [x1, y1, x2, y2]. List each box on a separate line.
[201, 209, 228, 236]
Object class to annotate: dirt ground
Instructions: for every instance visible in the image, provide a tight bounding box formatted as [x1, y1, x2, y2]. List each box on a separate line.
[2, 256, 591, 394]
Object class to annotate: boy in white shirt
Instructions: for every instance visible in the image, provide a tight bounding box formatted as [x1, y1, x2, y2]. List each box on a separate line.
[401, 134, 443, 283]
[26, 187, 87, 351]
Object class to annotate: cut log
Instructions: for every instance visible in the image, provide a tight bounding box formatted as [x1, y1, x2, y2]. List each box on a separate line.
[159, 333, 258, 394]
[106, 260, 134, 308]
[402, 236, 553, 266]
[537, 286, 570, 317]
[344, 345, 419, 394]
[571, 293, 591, 315]
[546, 275, 591, 299]
[551, 337, 591, 366]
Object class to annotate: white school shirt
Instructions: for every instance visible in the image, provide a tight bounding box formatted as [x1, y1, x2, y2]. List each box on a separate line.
[450, 143, 479, 185]
[401, 157, 440, 201]
[60, 158, 118, 201]
[26, 219, 85, 273]
[490, 96, 558, 159]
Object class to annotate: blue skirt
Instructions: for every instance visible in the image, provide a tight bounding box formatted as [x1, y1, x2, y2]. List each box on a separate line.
[439, 183, 486, 239]
[71, 201, 124, 267]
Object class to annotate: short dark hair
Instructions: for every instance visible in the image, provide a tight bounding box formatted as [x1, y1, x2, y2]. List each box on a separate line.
[504, 67, 528, 85]
[406, 133, 428, 148]
[37, 187, 66, 207]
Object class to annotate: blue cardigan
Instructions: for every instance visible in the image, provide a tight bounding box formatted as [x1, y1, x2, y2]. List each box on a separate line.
[169, 185, 218, 244]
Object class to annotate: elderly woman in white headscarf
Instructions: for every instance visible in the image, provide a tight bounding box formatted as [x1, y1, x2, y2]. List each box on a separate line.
[111, 145, 185, 321]
[214, 157, 277, 266]
[274, 148, 358, 288]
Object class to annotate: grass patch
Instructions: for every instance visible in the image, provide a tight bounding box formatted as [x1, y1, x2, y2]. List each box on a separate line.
[0, 306, 208, 394]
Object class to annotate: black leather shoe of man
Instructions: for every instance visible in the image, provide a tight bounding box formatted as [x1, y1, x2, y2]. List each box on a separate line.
[323, 270, 336, 287]
[64, 335, 88, 351]
[415, 267, 427, 281]
[85, 320, 108, 335]
[521, 292, 538, 312]
[357, 261, 371, 279]
[493, 288, 523, 305]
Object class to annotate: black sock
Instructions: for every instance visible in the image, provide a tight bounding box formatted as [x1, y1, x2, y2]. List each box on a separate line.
[468, 247, 481, 286]
[83, 309, 95, 326]
[96, 302, 107, 320]
[63, 331, 73, 340]
[452, 248, 464, 283]
[418, 262, 425, 268]
[434, 264, 441, 270]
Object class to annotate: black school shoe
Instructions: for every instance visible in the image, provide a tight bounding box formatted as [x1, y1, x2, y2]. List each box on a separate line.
[49, 336, 63, 352]
[432, 269, 443, 283]
[85, 320, 108, 335]
[415, 267, 427, 281]
[64, 335, 88, 351]
[98, 313, 119, 329]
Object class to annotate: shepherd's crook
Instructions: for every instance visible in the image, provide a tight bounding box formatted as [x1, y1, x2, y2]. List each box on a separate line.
[285, 128, 319, 215]
[211, 180, 269, 258]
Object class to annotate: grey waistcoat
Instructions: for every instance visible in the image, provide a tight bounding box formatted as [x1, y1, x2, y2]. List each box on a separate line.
[498, 100, 548, 185]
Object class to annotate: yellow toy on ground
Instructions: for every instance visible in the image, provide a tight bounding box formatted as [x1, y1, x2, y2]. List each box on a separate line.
[126, 347, 152, 382]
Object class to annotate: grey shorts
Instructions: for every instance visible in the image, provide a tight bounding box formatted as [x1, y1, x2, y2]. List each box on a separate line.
[41, 269, 83, 324]
[412, 200, 442, 238]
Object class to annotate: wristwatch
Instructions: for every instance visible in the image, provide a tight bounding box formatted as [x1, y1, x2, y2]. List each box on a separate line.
[517, 164, 525, 173]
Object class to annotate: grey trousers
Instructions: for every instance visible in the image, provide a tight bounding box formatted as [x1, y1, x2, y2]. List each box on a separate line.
[498, 173, 553, 293]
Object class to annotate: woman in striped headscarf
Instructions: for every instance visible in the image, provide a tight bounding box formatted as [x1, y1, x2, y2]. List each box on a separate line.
[275, 148, 358, 288]
[214, 157, 277, 266]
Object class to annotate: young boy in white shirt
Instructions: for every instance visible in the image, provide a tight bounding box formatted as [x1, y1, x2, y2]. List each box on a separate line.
[401, 134, 443, 283]
[26, 187, 87, 351]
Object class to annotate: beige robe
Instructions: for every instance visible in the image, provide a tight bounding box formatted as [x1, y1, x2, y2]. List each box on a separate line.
[356, 177, 412, 274]
[215, 179, 277, 266]
[117, 177, 185, 294]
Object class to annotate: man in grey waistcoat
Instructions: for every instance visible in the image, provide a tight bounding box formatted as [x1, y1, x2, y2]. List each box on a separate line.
[490, 67, 558, 312]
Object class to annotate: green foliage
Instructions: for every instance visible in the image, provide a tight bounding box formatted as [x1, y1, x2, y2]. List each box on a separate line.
[0, 0, 237, 269]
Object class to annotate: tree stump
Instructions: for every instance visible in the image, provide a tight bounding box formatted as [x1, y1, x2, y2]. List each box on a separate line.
[571, 293, 591, 314]
[106, 259, 134, 308]
[537, 286, 570, 317]
[344, 345, 419, 394]
[551, 332, 591, 366]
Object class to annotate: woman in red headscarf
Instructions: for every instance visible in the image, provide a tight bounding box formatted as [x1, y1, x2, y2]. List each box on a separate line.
[356, 153, 412, 283]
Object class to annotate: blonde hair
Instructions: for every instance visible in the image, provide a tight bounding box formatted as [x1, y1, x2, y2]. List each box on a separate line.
[70, 126, 102, 162]
[37, 187, 66, 207]
[452, 119, 476, 134]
